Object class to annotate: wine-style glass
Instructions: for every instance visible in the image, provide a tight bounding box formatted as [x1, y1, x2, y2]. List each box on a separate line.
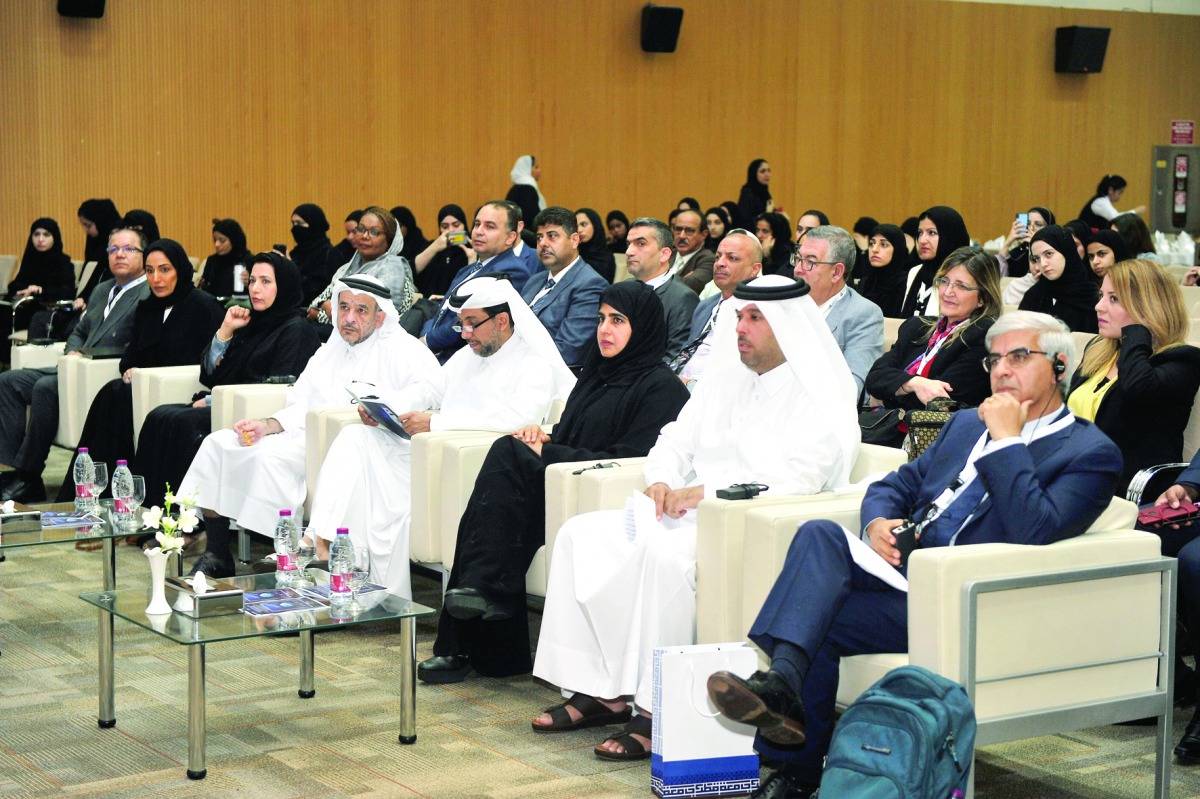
[123, 475, 146, 531]
[348, 546, 371, 611]
[91, 462, 108, 514]
[294, 527, 317, 583]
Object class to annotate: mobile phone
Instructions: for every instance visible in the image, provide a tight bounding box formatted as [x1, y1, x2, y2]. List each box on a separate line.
[447, 230, 468, 246]
[891, 520, 921, 569]
[1016, 213, 1029, 233]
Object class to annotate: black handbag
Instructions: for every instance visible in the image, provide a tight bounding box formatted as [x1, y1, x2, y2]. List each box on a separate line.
[859, 407, 906, 448]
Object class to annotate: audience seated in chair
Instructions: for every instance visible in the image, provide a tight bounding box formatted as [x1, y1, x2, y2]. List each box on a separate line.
[622, 217, 698, 358]
[668, 209, 716, 294]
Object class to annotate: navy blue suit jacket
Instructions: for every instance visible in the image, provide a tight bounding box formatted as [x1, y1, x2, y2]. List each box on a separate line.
[1179, 451, 1200, 491]
[520, 259, 607, 367]
[420, 247, 538, 360]
[861, 409, 1122, 546]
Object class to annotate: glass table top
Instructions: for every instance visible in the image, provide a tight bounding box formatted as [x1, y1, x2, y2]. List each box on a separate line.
[0, 499, 128, 550]
[79, 571, 436, 645]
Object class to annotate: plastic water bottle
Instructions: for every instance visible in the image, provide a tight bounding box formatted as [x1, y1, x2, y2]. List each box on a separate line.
[73, 447, 95, 513]
[274, 509, 299, 582]
[111, 460, 135, 529]
[328, 527, 353, 614]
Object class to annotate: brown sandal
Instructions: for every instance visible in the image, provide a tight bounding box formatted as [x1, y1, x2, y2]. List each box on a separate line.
[531, 693, 631, 733]
[75, 538, 103, 552]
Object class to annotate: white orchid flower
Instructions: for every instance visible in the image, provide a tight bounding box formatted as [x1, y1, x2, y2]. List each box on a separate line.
[156, 530, 184, 555]
[142, 505, 164, 529]
[177, 508, 200, 534]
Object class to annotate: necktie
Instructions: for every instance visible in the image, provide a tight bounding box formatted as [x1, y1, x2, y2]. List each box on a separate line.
[544, 277, 556, 291]
[668, 300, 721, 374]
[918, 476, 989, 549]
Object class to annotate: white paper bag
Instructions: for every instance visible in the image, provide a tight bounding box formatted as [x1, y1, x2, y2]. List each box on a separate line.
[651, 642, 760, 797]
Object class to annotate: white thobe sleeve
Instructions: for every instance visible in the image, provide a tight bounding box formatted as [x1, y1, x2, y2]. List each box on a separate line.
[642, 391, 704, 490]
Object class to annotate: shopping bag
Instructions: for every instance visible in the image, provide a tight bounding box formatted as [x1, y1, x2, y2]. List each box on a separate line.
[651, 642, 760, 797]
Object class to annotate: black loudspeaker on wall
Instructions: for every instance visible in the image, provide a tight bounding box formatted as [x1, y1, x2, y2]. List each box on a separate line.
[1055, 26, 1110, 73]
[58, 0, 106, 18]
[641, 4, 684, 53]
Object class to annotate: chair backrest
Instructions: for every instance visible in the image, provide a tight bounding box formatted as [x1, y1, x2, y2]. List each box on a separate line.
[76, 260, 98, 292]
[882, 317, 903, 352]
[1167, 264, 1192, 284]
[194, 257, 208, 286]
[71, 259, 84, 281]
[612, 253, 629, 283]
[1185, 382, 1200, 462]
[849, 443, 906, 484]
[1180, 284, 1200, 312]
[1069, 331, 1095, 360]
[0, 254, 17, 287]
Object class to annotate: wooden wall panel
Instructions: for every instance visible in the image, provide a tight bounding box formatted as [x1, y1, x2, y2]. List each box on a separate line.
[1, 0, 1197, 264]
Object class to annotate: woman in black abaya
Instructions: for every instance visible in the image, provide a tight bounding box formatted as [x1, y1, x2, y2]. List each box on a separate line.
[858, 224, 910, 318]
[289, 203, 341, 303]
[5, 218, 75, 334]
[135, 252, 320, 515]
[900, 205, 971, 317]
[413, 204, 470, 297]
[76, 198, 123, 300]
[1018, 225, 1100, 333]
[199, 218, 252, 297]
[423, 280, 692, 682]
[576, 207, 617, 283]
[57, 240, 225, 501]
[736, 158, 774, 228]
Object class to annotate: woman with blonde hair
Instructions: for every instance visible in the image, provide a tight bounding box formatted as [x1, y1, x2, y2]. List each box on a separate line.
[1068, 259, 1200, 494]
[863, 247, 1001, 445]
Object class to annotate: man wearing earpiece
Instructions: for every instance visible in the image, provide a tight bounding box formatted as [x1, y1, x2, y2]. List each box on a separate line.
[706, 310, 1122, 799]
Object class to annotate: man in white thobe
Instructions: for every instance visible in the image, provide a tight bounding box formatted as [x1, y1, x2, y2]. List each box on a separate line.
[306, 275, 575, 598]
[179, 275, 440, 578]
[530, 274, 860, 760]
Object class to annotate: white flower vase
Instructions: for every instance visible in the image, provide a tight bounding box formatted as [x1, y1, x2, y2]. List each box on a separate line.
[144, 548, 173, 615]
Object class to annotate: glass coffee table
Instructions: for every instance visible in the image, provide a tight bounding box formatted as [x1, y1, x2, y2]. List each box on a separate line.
[79, 572, 436, 780]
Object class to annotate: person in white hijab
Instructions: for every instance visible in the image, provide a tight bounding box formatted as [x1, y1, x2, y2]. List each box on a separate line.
[179, 275, 440, 578]
[306, 275, 575, 598]
[307, 205, 416, 326]
[529, 274, 860, 761]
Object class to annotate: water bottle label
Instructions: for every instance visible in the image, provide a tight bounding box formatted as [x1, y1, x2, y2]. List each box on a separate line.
[277, 553, 295, 571]
[330, 573, 350, 593]
[75, 483, 93, 499]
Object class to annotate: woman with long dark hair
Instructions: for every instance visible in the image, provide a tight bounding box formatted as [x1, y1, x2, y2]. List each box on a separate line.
[1078, 174, 1147, 229]
[576, 208, 617, 283]
[755, 212, 795, 277]
[421, 280, 691, 684]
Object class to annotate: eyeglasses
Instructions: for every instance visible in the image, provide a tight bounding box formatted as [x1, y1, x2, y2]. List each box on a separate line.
[933, 277, 979, 293]
[981, 348, 1051, 372]
[789, 253, 837, 272]
[451, 311, 499, 334]
[354, 227, 384, 239]
[671, 225, 700, 235]
[106, 246, 142, 255]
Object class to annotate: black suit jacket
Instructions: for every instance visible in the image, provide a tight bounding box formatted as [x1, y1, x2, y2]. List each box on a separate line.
[1069, 325, 1200, 494]
[865, 315, 994, 411]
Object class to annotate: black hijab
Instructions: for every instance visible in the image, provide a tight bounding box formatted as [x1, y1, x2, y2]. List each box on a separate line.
[122, 209, 160, 244]
[14, 217, 71, 288]
[1019, 225, 1099, 333]
[415, 203, 469, 297]
[858, 224, 910, 317]
[203, 218, 251, 295]
[901, 205, 971, 316]
[759, 212, 795, 277]
[1028, 206, 1056, 227]
[576, 207, 616, 283]
[704, 206, 732, 252]
[391, 206, 428, 265]
[606, 209, 629, 254]
[1088, 229, 1133, 264]
[744, 159, 771, 202]
[291, 203, 330, 243]
[77, 198, 122, 265]
[142, 238, 195, 311]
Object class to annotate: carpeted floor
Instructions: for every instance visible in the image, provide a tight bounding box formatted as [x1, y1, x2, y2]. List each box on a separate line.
[0, 447, 1198, 797]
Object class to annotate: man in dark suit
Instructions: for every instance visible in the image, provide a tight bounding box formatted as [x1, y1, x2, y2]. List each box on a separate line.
[669, 230, 762, 388]
[622, 217, 698, 357]
[421, 201, 538, 363]
[795, 225, 884, 395]
[520, 207, 607, 368]
[670, 209, 717, 294]
[0, 228, 150, 502]
[706, 310, 1122, 798]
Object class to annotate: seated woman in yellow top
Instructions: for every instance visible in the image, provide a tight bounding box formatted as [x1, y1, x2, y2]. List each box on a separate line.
[1067, 259, 1200, 496]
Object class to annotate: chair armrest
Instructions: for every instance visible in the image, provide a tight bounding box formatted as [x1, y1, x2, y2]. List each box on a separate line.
[55, 354, 121, 449]
[410, 430, 503, 564]
[131, 365, 204, 449]
[304, 406, 363, 518]
[848, 443, 906, 484]
[210, 383, 291, 432]
[11, 341, 65, 370]
[437, 432, 509, 568]
[1125, 463, 1190, 506]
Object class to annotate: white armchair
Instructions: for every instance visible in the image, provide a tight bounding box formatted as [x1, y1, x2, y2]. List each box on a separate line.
[55, 354, 121, 449]
[11, 340, 66, 370]
[130, 365, 205, 449]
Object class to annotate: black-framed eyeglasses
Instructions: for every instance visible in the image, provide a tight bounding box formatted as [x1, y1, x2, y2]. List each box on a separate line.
[106, 245, 142, 255]
[354, 227, 384, 239]
[671, 225, 700, 235]
[789, 253, 837, 272]
[452, 311, 499, 334]
[933, 277, 979, 293]
[982, 348, 1051, 372]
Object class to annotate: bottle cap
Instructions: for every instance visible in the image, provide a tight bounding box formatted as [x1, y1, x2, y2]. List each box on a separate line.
[116, 459, 127, 466]
[279, 509, 292, 517]
[78, 447, 89, 453]
[336, 527, 349, 535]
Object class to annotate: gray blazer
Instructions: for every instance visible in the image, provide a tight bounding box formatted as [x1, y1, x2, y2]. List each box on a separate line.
[651, 275, 700, 358]
[67, 278, 150, 355]
[825, 287, 884, 396]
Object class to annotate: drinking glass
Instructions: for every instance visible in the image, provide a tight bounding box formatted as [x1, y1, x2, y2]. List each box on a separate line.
[91, 463, 108, 513]
[348, 546, 371, 611]
[126, 475, 146, 531]
[294, 527, 317, 583]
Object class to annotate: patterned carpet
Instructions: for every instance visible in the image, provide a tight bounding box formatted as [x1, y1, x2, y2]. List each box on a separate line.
[0, 450, 1196, 797]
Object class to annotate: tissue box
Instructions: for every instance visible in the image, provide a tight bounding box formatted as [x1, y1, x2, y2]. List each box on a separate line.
[166, 576, 244, 618]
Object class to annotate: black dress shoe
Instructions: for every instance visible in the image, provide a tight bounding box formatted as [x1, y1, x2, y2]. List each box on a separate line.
[417, 654, 472, 684]
[707, 669, 806, 746]
[443, 588, 511, 621]
[1176, 716, 1200, 764]
[1, 473, 45, 504]
[751, 769, 820, 799]
[187, 551, 236, 579]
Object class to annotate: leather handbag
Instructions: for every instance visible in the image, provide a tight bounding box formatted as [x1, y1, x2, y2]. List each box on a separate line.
[859, 407, 906, 448]
[902, 398, 965, 461]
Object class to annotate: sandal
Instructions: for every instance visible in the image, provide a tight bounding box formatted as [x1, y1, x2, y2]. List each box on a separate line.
[75, 538, 103, 552]
[594, 713, 652, 761]
[531, 693, 631, 734]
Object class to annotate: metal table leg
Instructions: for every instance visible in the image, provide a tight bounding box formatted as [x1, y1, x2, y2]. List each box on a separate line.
[102, 536, 116, 591]
[398, 616, 416, 744]
[298, 630, 315, 698]
[97, 606, 115, 728]
[187, 644, 207, 780]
